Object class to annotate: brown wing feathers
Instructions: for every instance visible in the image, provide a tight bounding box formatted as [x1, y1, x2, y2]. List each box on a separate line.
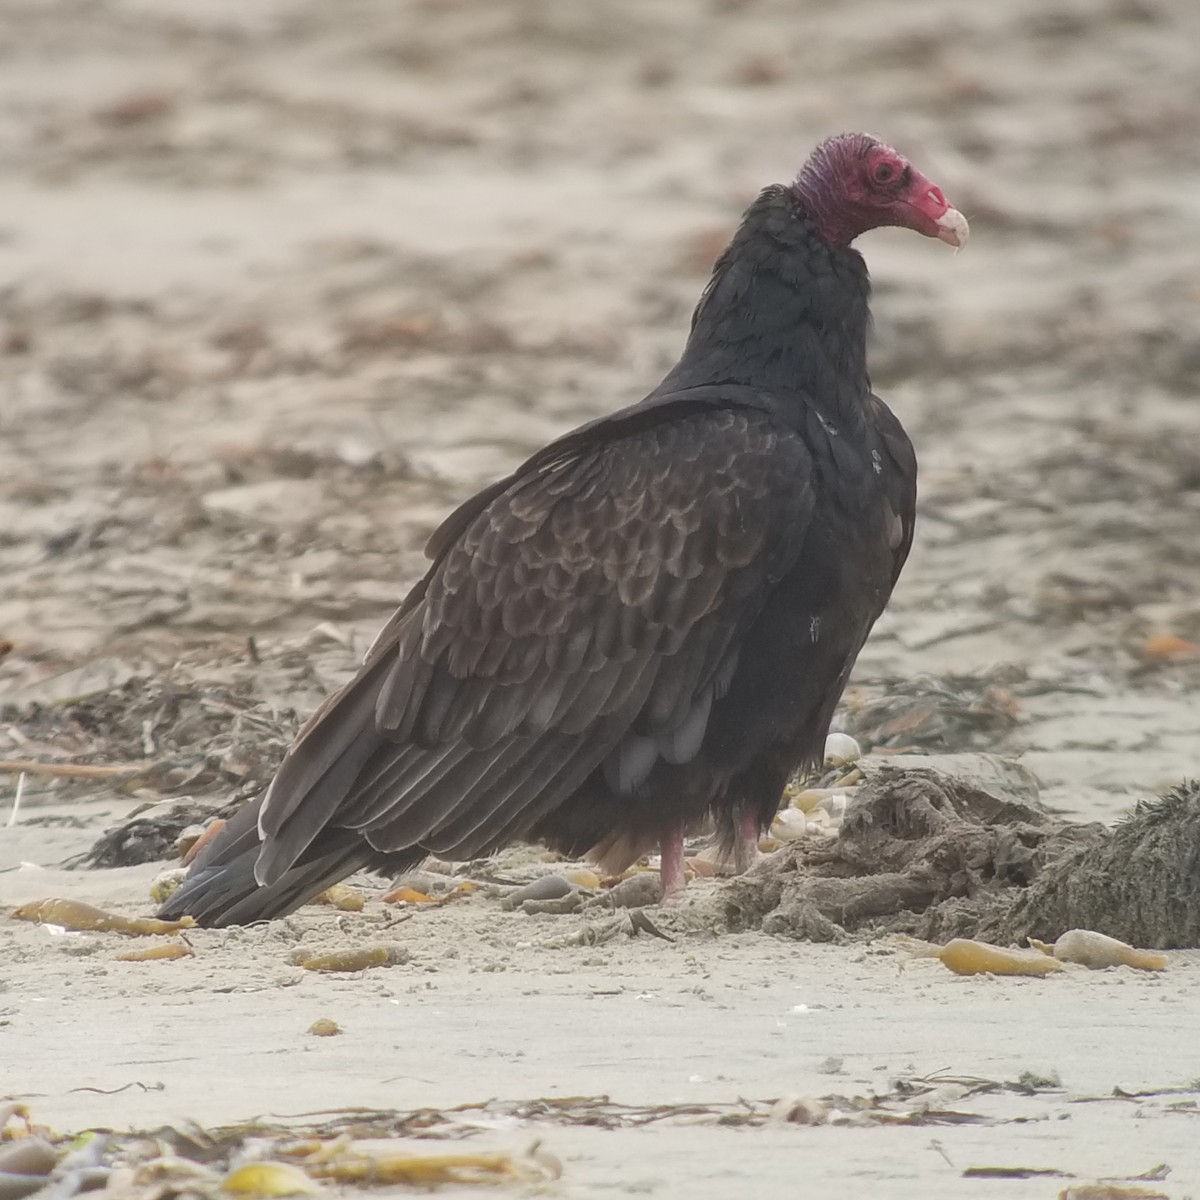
[250, 407, 813, 888]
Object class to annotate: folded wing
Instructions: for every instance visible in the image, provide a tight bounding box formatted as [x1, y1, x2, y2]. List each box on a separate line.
[252, 402, 815, 887]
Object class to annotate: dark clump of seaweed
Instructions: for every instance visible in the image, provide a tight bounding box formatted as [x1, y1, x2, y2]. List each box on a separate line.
[710, 766, 1200, 949]
[992, 780, 1200, 949]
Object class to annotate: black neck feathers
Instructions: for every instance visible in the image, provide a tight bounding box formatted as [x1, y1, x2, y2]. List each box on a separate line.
[655, 186, 872, 423]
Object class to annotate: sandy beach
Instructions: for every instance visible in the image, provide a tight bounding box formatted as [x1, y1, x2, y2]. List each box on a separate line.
[3, 0, 1200, 1195]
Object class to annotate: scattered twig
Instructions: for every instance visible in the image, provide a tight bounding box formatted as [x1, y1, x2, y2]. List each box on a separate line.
[69, 1082, 166, 1095]
[963, 1165, 1071, 1179]
[929, 1140, 955, 1169]
[0, 758, 157, 780]
[7, 771, 25, 826]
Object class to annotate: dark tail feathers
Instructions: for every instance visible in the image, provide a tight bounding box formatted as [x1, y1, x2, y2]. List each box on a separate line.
[156, 795, 420, 928]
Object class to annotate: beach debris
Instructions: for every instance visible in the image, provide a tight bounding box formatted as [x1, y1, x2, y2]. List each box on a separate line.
[1137, 633, 1200, 664]
[0, 1131, 111, 1200]
[292, 1142, 557, 1188]
[862, 752, 1041, 806]
[223, 1162, 320, 1196]
[290, 946, 408, 973]
[115, 941, 193, 962]
[96, 88, 174, 126]
[904, 936, 1064, 977]
[540, 909, 671, 948]
[2, 1081, 1183, 1200]
[962, 1165, 1071, 1179]
[0, 1138, 58, 1200]
[183, 819, 228, 865]
[0, 1167, 55, 1198]
[770, 808, 808, 843]
[0, 1141, 57, 1178]
[307, 1019, 342, 1037]
[1001, 780, 1200, 949]
[380, 869, 450, 894]
[1059, 1187, 1168, 1200]
[823, 732, 861, 766]
[0, 1104, 31, 1139]
[12, 899, 195, 936]
[482, 870, 603, 914]
[0, 758, 153, 781]
[22, 674, 300, 868]
[0, 1168, 51, 1199]
[777, 736, 867, 832]
[561, 866, 601, 889]
[815, 791, 850, 821]
[149, 868, 188, 905]
[500, 874, 573, 910]
[120, 1154, 218, 1197]
[720, 764, 1200, 951]
[381, 879, 476, 906]
[769, 1096, 829, 1125]
[788, 786, 835, 814]
[1028, 930, 1169, 971]
[174, 824, 208, 860]
[69, 801, 230, 871]
[769, 739, 871, 842]
[715, 761, 1101, 942]
[591, 872, 663, 910]
[520, 892, 584, 916]
[841, 670, 1021, 752]
[311, 885, 364, 913]
[380, 885, 435, 904]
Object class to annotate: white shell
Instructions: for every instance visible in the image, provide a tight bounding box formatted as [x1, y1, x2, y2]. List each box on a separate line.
[804, 811, 841, 838]
[821, 793, 850, 821]
[823, 732, 862, 767]
[771, 808, 809, 842]
[791, 787, 831, 813]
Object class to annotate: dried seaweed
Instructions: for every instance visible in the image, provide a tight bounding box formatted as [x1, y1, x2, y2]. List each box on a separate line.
[5, 1077, 1192, 1200]
[992, 781, 1200, 949]
[841, 670, 1023, 753]
[706, 767, 1200, 948]
[710, 763, 1105, 942]
[2, 675, 305, 869]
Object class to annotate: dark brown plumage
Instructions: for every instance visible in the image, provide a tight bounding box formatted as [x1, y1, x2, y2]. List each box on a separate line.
[160, 133, 965, 926]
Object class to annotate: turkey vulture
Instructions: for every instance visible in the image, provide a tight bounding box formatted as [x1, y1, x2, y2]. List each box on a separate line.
[161, 132, 967, 926]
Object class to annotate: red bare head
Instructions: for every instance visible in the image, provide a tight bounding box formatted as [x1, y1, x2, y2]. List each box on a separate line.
[792, 133, 968, 250]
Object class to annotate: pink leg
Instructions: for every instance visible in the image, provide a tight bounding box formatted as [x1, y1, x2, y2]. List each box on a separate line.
[733, 807, 761, 874]
[659, 823, 686, 903]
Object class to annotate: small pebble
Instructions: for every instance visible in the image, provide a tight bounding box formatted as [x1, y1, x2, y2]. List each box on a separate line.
[500, 875, 573, 910]
[0, 1139, 58, 1177]
[593, 872, 662, 910]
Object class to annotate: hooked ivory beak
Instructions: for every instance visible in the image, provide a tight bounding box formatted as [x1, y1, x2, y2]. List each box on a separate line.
[935, 207, 970, 249]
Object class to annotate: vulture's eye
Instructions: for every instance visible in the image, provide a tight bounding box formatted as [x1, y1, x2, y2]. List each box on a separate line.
[872, 161, 895, 184]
